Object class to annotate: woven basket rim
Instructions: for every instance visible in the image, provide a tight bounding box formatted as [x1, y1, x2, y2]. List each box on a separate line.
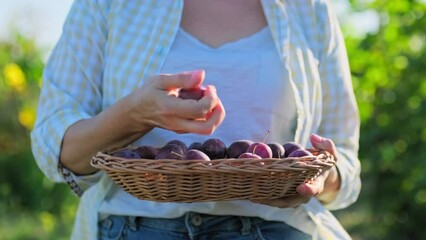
[91, 148, 335, 175]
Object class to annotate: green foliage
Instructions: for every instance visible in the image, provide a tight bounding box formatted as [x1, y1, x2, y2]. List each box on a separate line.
[336, 0, 426, 239]
[0, 35, 77, 239]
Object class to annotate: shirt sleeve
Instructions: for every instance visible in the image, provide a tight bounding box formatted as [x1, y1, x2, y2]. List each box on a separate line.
[30, 0, 110, 185]
[315, 0, 362, 210]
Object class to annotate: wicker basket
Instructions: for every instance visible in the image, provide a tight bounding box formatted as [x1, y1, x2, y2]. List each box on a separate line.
[91, 148, 335, 203]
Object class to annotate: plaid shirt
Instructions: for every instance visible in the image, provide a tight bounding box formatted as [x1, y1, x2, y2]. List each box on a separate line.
[31, 0, 360, 239]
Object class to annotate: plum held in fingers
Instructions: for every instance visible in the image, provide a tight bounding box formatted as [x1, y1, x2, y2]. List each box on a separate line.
[202, 138, 227, 160]
[227, 140, 253, 159]
[178, 87, 205, 100]
[247, 142, 273, 159]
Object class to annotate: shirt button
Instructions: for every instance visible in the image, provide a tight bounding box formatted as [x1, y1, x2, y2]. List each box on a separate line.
[191, 215, 202, 226]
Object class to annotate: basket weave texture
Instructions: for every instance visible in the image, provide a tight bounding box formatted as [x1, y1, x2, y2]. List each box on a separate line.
[91, 149, 335, 203]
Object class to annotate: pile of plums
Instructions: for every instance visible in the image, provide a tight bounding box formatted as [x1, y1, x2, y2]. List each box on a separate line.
[112, 138, 313, 161]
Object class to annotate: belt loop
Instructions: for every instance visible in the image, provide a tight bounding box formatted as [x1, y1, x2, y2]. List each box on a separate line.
[127, 216, 137, 231]
[239, 216, 251, 235]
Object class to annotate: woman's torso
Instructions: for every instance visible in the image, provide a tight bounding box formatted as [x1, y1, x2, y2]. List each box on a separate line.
[99, 3, 307, 231]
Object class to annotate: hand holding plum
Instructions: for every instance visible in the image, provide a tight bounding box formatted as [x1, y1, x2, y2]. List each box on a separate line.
[127, 69, 225, 135]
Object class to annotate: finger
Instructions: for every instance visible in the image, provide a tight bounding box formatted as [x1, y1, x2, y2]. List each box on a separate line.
[164, 95, 219, 120]
[188, 100, 225, 135]
[201, 84, 217, 99]
[165, 85, 221, 120]
[153, 69, 205, 90]
[173, 100, 225, 135]
[198, 85, 220, 119]
[297, 180, 324, 198]
[310, 133, 337, 156]
[195, 85, 219, 113]
[174, 130, 189, 134]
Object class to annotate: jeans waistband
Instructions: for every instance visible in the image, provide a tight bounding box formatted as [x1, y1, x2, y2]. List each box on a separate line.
[122, 212, 265, 235]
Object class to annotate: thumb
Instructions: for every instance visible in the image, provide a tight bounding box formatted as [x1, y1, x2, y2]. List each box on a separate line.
[154, 69, 205, 90]
[310, 133, 336, 156]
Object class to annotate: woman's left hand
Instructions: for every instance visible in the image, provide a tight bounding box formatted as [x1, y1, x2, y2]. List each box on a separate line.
[250, 134, 341, 208]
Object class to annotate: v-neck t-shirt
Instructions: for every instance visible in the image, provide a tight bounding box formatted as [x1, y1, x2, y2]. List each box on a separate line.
[98, 25, 306, 232]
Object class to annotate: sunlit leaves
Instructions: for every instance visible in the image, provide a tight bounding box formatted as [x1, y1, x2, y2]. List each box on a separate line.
[39, 211, 56, 233]
[3, 63, 26, 92]
[414, 190, 426, 205]
[0, 34, 76, 239]
[338, 0, 426, 239]
[18, 106, 36, 130]
[0, 35, 42, 132]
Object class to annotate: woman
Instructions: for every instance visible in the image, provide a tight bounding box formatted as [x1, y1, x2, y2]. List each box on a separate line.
[31, 0, 361, 239]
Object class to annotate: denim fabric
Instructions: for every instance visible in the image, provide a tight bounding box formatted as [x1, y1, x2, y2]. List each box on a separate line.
[98, 213, 311, 240]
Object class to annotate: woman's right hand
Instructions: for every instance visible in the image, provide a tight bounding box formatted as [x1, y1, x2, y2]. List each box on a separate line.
[128, 69, 226, 135]
[60, 69, 225, 175]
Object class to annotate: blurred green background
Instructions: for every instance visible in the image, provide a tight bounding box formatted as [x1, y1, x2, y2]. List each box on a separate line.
[0, 1, 425, 239]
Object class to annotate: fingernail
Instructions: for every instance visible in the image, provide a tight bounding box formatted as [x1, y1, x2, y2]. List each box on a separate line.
[311, 133, 321, 141]
[191, 69, 205, 82]
[208, 85, 216, 93]
[310, 134, 324, 147]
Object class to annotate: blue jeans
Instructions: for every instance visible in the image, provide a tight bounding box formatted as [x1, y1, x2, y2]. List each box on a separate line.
[98, 212, 311, 240]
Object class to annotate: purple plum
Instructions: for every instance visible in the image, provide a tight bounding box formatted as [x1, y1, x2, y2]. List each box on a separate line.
[134, 146, 158, 159]
[283, 142, 304, 157]
[202, 138, 227, 160]
[188, 142, 204, 151]
[227, 140, 253, 158]
[166, 140, 188, 152]
[112, 149, 141, 159]
[184, 149, 211, 161]
[247, 142, 273, 159]
[155, 144, 184, 160]
[178, 87, 205, 100]
[267, 142, 285, 158]
[287, 149, 313, 158]
[238, 152, 262, 159]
